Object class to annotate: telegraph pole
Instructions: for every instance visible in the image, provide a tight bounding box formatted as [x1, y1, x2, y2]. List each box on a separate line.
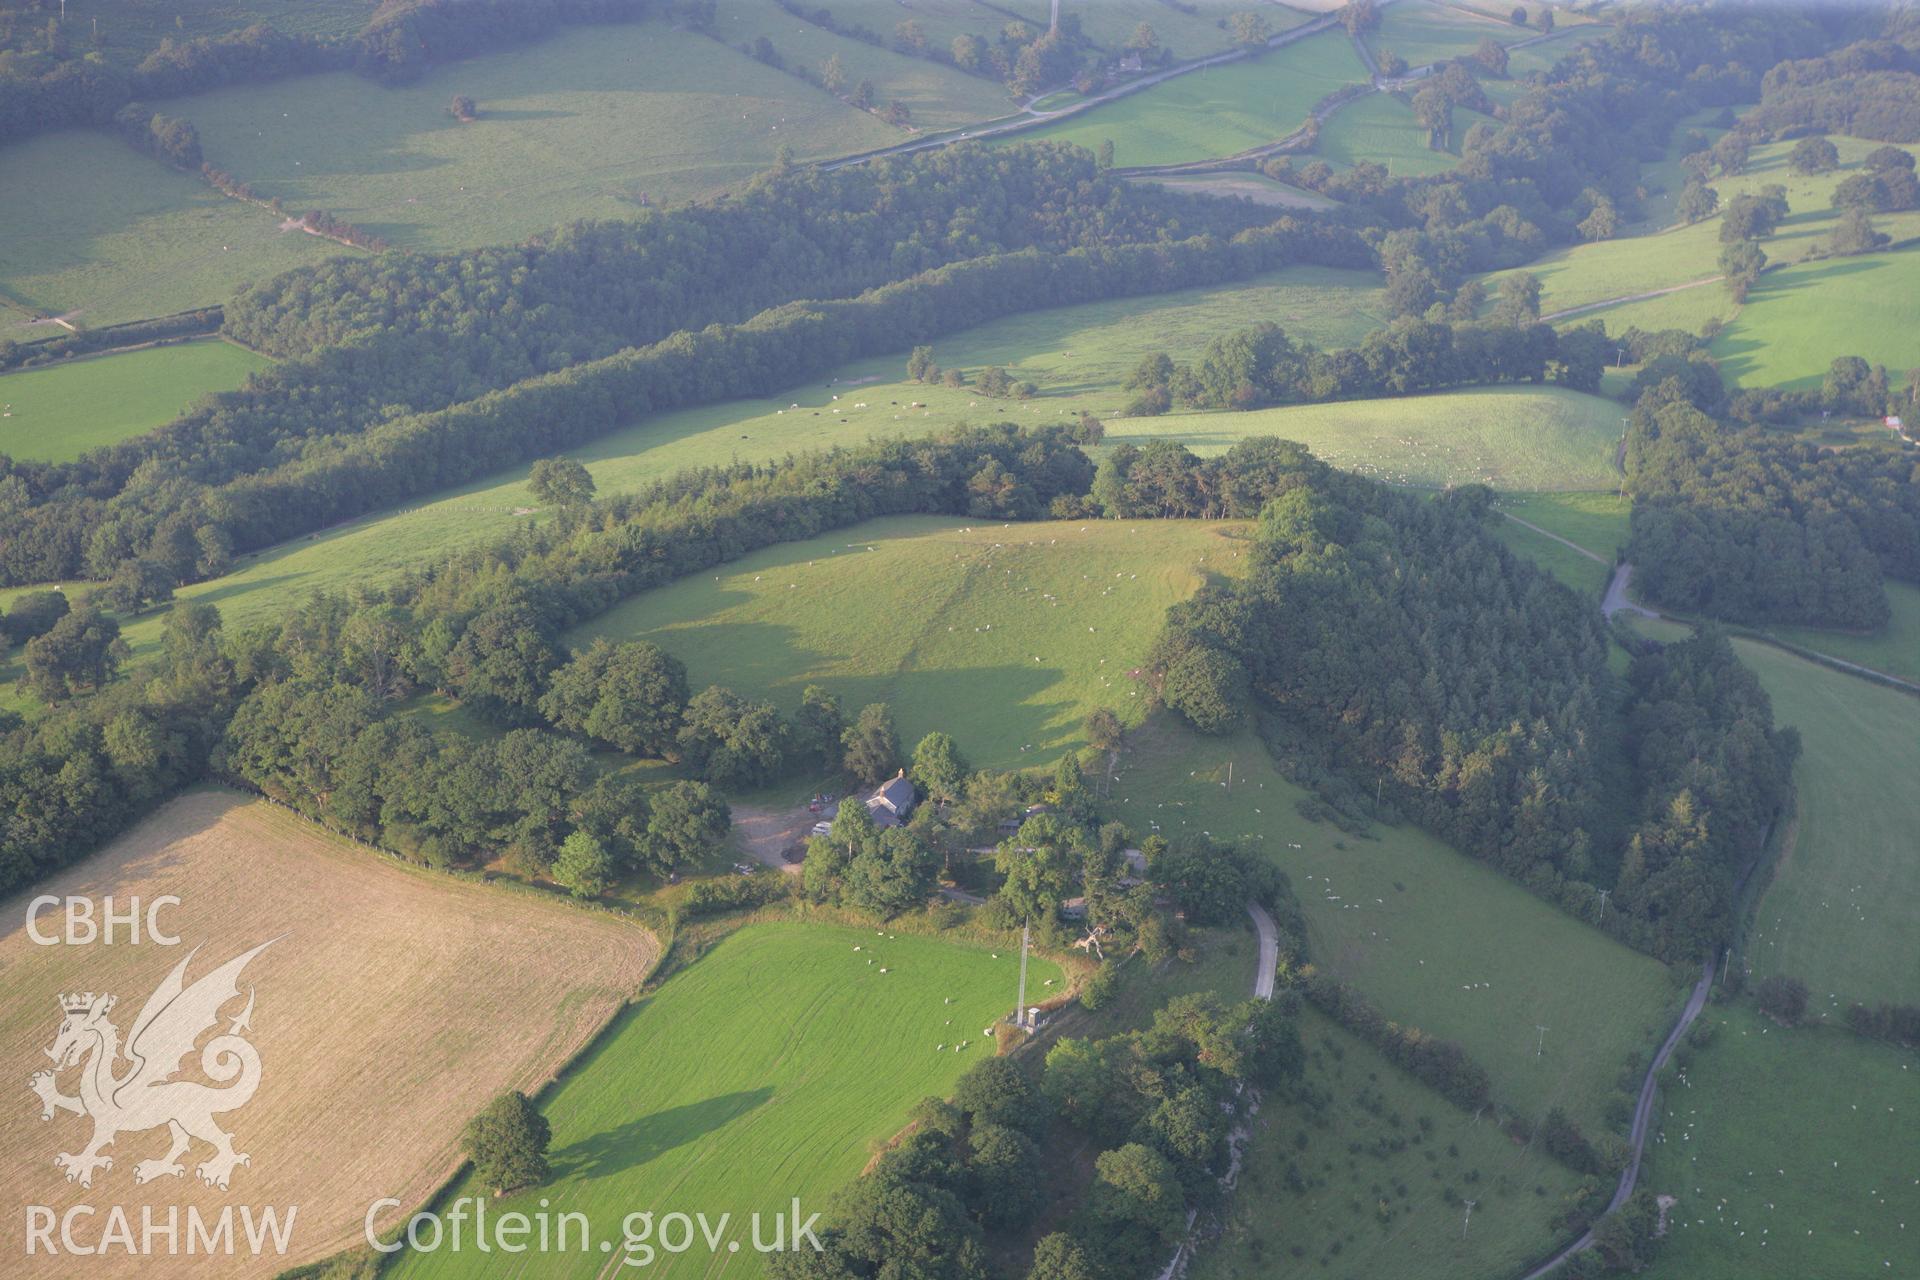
[1535, 1024, 1550, 1059]
[1014, 920, 1031, 1028]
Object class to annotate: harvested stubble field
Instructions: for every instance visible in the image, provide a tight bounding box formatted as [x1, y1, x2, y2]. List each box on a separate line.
[0, 789, 657, 1277]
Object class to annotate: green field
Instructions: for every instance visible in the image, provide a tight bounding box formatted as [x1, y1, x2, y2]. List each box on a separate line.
[78, 264, 1384, 673]
[1073, 924, 1592, 1280]
[65, 0, 371, 68]
[1131, 171, 1338, 209]
[1050, 0, 1312, 58]
[1767, 579, 1920, 684]
[0, 340, 268, 463]
[1368, 0, 1519, 68]
[1642, 1007, 1919, 1280]
[570, 516, 1244, 771]
[1199, 1009, 1589, 1280]
[1490, 490, 1627, 595]
[715, 0, 1017, 128]
[0, 129, 339, 342]
[1108, 387, 1626, 490]
[1008, 30, 1370, 166]
[1733, 642, 1920, 1008]
[1115, 715, 1678, 1135]
[1708, 246, 1920, 389]
[1483, 137, 1920, 389]
[1316, 92, 1470, 177]
[389, 922, 1061, 1280]
[162, 20, 901, 255]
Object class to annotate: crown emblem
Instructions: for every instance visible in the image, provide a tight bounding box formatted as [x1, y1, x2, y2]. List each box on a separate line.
[59, 993, 113, 1016]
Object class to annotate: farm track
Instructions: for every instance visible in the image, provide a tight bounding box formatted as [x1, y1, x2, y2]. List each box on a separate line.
[1501, 511, 1608, 564]
[1541, 275, 1724, 323]
[1517, 958, 1716, 1280]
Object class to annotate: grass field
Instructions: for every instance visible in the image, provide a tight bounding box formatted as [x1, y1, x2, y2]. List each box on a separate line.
[1198, 1009, 1590, 1280]
[1767, 579, 1920, 684]
[0, 129, 339, 342]
[1131, 171, 1338, 208]
[1490, 490, 1627, 595]
[67, 0, 370, 69]
[388, 922, 1061, 1280]
[62, 264, 1382, 679]
[1708, 245, 1920, 389]
[1107, 386, 1627, 490]
[1315, 92, 1469, 177]
[714, 0, 1017, 128]
[1641, 1006, 1919, 1280]
[1052, 0, 1312, 56]
[0, 340, 268, 463]
[162, 20, 901, 255]
[1050, 926, 1593, 1280]
[1115, 715, 1679, 1135]
[1483, 136, 1920, 389]
[1731, 642, 1920, 1009]
[569, 516, 1245, 770]
[0, 788, 657, 1278]
[1368, 0, 1520, 68]
[1008, 30, 1370, 166]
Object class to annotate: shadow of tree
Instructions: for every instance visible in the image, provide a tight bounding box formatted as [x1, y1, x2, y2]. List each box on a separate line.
[550, 1088, 774, 1182]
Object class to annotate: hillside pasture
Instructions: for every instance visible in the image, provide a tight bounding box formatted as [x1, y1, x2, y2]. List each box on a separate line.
[1007, 29, 1370, 165]
[1368, 0, 1519, 68]
[1106, 386, 1626, 490]
[1766, 579, 1920, 684]
[1734, 641, 1920, 1008]
[1490, 491, 1627, 595]
[569, 516, 1245, 771]
[713, 0, 1016, 129]
[88, 262, 1383, 675]
[389, 922, 1061, 1280]
[1052, 0, 1312, 56]
[1315, 91, 1472, 177]
[1642, 1007, 1919, 1280]
[1114, 714, 1679, 1135]
[0, 340, 268, 463]
[1130, 170, 1338, 208]
[1707, 246, 1920, 389]
[163, 20, 900, 256]
[1197, 1009, 1590, 1280]
[0, 789, 656, 1278]
[0, 129, 339, 343]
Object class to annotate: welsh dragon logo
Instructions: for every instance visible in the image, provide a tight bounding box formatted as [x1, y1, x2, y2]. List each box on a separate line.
[28, 939, 277, 1191]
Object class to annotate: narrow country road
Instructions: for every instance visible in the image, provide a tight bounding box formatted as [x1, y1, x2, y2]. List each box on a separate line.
[1248, 903, 1279, 1000]
[1603, 563, 1659, 621]
[1518, 957, 1715, 1279]
[822, 4, 1368, 173]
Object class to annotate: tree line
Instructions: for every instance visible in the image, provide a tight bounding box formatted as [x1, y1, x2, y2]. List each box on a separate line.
[777, 991, 1303, 1280]
[0, 143, 1305, 585]
[0, 424, 1089, 895]
[1116, 313, 1607, 416]
[1147, 452, 1798, 963]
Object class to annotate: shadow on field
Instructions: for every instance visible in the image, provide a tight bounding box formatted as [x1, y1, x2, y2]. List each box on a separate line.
[551, 1088, 774, 1181]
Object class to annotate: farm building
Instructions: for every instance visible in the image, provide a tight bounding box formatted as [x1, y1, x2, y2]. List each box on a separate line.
[865, 770, 916, 828]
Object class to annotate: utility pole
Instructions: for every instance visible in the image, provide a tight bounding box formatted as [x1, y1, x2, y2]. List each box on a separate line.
[1462, 1199, 1477, 1238]
[1535, 1024, 1550, 1058]
[1595, 888, 1610, 923]
[1225, 760, 1233, 794]
[1014, 919, 1031, 1028]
